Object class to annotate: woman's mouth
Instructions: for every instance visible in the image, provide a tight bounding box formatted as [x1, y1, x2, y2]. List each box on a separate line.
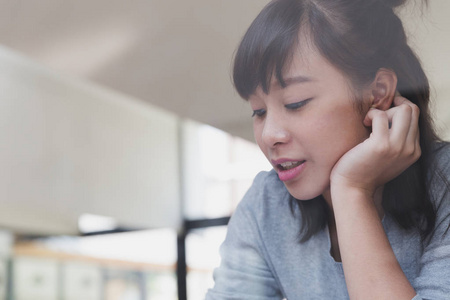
[278, 161, 304, 171]
[275, 160, 306, 181]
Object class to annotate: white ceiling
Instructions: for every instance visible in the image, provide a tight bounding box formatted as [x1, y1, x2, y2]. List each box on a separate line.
[0, 0, 448, 141]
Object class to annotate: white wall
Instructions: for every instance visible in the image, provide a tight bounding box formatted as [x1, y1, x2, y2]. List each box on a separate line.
[400, 0, 450, 139]
[0, 46, 181, 234]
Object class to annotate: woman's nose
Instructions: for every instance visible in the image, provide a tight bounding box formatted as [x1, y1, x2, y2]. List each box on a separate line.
[261, 112, 290, 148]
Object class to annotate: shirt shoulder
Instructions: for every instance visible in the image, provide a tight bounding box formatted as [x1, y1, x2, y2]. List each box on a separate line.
[239, 169, 288, 205]
[237, 170, 295, 223]
[430, 142, 450, 173]
[428, 142, 450, 207]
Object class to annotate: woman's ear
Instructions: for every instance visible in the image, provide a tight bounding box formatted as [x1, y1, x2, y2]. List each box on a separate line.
[368, 68, 398, 111]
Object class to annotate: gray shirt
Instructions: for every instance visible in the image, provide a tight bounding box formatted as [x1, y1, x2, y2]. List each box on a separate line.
[206, 146, 450, 299]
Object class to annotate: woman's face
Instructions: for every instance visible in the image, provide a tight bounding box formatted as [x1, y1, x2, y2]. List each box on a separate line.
[249, 45, 371, 201]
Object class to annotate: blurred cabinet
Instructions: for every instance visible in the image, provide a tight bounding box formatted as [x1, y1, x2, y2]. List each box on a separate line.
[0, 259, 7, 300]
[62, 262, 102, 300]
[104, 269, 143, 300]
[13, 256, 59, 300]
[11, 241, 178, 300]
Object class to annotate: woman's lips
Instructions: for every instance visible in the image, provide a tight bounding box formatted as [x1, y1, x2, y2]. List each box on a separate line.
[272, 159, 306, 182]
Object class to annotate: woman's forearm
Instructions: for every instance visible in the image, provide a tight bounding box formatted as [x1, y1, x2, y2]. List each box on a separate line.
[332, 187, 417, 300]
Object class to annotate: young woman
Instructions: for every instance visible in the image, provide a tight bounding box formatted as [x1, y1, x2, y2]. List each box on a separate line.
[206, 0, 450, 299]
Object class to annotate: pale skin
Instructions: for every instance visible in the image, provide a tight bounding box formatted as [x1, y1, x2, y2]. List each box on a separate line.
[249, 42, 420, 299]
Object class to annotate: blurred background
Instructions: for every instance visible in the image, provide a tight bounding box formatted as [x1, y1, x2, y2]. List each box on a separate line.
[0, 0, 448, 299]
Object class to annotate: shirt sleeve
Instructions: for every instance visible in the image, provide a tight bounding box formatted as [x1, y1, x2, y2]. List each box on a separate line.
[413, 149, 450, 299]
[205, 173, 284, 300]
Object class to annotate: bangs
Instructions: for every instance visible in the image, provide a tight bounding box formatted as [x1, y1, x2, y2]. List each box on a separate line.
[233, 0, 304, 99]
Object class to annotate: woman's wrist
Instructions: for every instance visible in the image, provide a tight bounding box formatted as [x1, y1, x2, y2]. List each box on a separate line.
[330, 177, 376, 204]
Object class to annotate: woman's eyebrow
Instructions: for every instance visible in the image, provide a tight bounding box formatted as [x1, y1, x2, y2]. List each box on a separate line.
[284, 75, 314, 85]
[275, 75, 315, 88]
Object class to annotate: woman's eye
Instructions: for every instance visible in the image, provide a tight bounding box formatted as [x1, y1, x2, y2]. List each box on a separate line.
[285, 98, 312, 110]
[252, 109, 266, 118]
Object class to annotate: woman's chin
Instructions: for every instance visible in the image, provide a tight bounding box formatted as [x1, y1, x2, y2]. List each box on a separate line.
[284, 182, 330, 201]
[286, 189, 322, 201]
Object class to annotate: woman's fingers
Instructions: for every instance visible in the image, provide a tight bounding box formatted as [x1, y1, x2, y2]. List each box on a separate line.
[363, 95, 420, 160]
[365, 108, 390, 141]
[394, 96, 420, 147]
[392, 95, 421, 157]
[385, 104, 412, 147]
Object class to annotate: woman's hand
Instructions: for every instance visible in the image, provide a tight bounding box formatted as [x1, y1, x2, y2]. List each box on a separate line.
[330, 94, 421, 199]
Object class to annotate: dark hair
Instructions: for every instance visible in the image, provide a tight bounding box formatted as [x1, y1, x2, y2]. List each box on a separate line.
[233, 0, 441, 242]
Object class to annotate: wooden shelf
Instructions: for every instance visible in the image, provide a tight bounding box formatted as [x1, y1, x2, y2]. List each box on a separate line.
[14, 242, 175, 272]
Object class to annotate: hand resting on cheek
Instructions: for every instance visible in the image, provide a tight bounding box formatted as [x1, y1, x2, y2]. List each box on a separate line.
[330, 94, 421, 200]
